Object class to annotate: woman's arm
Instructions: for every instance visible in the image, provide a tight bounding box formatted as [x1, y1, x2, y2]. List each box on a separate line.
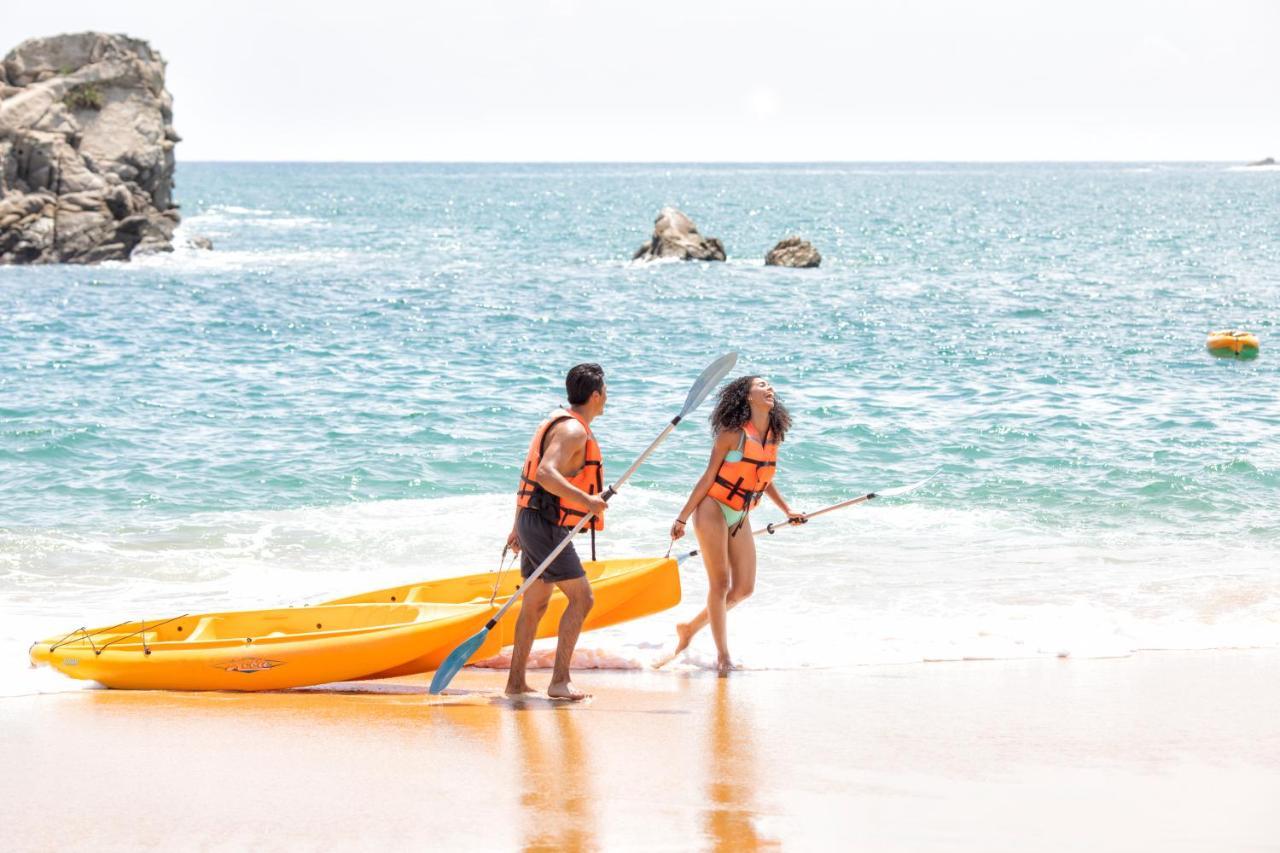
[764, 481, 807, 524]
[670, 430, 739, 540]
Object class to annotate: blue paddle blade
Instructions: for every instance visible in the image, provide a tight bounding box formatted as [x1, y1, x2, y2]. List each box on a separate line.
[679, 352, 738, 418]
[428, 628, 490, 694]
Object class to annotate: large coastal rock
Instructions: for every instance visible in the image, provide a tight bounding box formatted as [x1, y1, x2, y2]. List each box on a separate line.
[1247, 157, 1276, 167]
[764, 236, 821, 268]
[632, 207, 726, 262]
[0, 33, 181, 264]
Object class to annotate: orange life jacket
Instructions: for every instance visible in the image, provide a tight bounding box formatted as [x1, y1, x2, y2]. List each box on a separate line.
[707, 422, 778, 512]
[516, 408, 605, 531]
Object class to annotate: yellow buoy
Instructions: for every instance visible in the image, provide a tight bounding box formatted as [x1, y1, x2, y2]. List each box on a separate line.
[1207, 330, 1260, 359]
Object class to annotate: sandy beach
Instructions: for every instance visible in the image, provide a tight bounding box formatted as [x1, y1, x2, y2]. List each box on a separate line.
[3, 650, 1277, 851]
[4, 5, 1279, 852]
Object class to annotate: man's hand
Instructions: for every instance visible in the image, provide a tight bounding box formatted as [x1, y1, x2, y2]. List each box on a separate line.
[583, 493, 608, 517]
[506, 527, 521, 554]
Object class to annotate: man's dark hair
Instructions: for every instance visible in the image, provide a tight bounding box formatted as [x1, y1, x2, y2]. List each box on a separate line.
[566, 363, 605, 405]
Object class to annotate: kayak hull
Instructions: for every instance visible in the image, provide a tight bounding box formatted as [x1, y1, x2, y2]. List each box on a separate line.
[324, 557, 681, 678]
[29, 602, 496, 691]
[29, 557, 679, 689]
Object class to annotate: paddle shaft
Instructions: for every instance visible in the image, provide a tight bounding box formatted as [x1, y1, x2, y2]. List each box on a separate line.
[675, 472, 940, 562]
[483, 417, 683, 630]
[770, 491, 876, 528]
[681, 470, 942, 557]
[677, 490, 877, 562]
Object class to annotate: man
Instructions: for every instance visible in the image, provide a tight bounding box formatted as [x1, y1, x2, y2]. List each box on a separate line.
[505, 363, 608, 700]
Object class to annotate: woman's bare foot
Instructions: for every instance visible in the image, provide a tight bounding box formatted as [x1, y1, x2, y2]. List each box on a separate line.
[547, 680, 590, 701]
[716, 656, 735, 676]
[651, 622, 695, 670]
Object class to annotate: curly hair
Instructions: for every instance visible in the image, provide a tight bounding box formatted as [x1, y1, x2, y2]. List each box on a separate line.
[709, 375, 791, 442]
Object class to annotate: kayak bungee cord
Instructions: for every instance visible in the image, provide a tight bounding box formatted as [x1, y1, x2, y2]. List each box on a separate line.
[489, 545, 518, 607]
[428, 351, 740, 695]
[46, 621, 129, 655]
[92, 614, 189, 656]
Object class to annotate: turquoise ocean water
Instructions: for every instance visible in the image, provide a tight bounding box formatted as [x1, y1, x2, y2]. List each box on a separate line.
[2, 162, 1277, 685]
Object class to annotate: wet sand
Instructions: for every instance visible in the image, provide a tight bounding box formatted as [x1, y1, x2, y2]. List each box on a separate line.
[3, 650, 1278, 851]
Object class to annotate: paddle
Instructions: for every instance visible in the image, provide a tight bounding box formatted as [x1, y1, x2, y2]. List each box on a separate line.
[675, 472, 939, 563]
[428, 351, 740, 694]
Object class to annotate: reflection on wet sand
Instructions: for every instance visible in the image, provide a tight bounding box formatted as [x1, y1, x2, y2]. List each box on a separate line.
[704, 677, 778, 850]
[85, 681, 510, 748]
[512, 702, 596, 853]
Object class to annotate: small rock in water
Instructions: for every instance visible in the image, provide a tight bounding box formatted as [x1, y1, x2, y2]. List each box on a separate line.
[765, 236, 821, 268]
[632, 206, 726, 262]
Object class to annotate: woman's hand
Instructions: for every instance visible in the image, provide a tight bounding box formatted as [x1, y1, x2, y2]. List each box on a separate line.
[670, 518, 688, 541]
[786, 511, 808, 526]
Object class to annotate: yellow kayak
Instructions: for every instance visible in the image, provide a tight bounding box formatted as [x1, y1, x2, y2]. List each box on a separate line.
[29, 557, 679, 689]
[323, 556, 681, 678]
[28, 602, 498, 692]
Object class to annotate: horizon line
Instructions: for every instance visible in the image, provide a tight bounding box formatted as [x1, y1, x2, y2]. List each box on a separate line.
[175, 158, 1263, 165]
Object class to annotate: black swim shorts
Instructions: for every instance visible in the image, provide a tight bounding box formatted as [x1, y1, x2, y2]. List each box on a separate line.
[516, 506, 587, 583]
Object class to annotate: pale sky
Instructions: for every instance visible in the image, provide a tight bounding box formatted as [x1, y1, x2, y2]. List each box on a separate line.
[5, 0, 1278, 161]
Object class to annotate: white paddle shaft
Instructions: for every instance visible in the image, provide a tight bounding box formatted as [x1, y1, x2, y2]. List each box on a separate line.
[677, 473, 938, 561]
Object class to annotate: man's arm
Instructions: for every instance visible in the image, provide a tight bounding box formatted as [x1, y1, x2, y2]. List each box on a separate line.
[537, 420, 607, 516]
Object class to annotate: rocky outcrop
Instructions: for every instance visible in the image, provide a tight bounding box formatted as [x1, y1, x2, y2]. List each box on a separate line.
[632, 207, 726, 261]
[0, 32, 182, 264]
[1247, 157, 1276, 167]
[764, 236, 821, 268]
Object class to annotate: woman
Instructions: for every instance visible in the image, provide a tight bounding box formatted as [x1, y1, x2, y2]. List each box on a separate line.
[665, 375, 805, 672]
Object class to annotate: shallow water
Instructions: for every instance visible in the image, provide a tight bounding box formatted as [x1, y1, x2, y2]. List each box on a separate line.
[2, 162, 1277, 686]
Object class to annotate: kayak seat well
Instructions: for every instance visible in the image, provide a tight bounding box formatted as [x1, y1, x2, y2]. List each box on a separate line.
[405, 586, 490, 604]
[185, 616, 223, 641]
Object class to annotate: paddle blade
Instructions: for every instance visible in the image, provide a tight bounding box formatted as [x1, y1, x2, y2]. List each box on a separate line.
[876, 471, 940, 498]
[428, 628, 490, 694]
[679, 352, 738, 419]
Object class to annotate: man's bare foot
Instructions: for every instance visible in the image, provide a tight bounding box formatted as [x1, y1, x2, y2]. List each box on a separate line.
[716, 656, 735, 676]
[504, 682, 537, 696]
[651, 622, 695, 670]
[546, 680, 590, 701]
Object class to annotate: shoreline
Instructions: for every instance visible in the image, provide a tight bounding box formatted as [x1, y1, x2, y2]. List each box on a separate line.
[4, 649, 1277, 850]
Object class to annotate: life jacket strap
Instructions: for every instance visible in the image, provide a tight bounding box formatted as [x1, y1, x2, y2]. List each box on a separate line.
[714, 474, 747, 504]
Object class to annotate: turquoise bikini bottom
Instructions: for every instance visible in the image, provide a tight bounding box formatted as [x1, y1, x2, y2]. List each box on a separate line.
[718, 502, 746, 527]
